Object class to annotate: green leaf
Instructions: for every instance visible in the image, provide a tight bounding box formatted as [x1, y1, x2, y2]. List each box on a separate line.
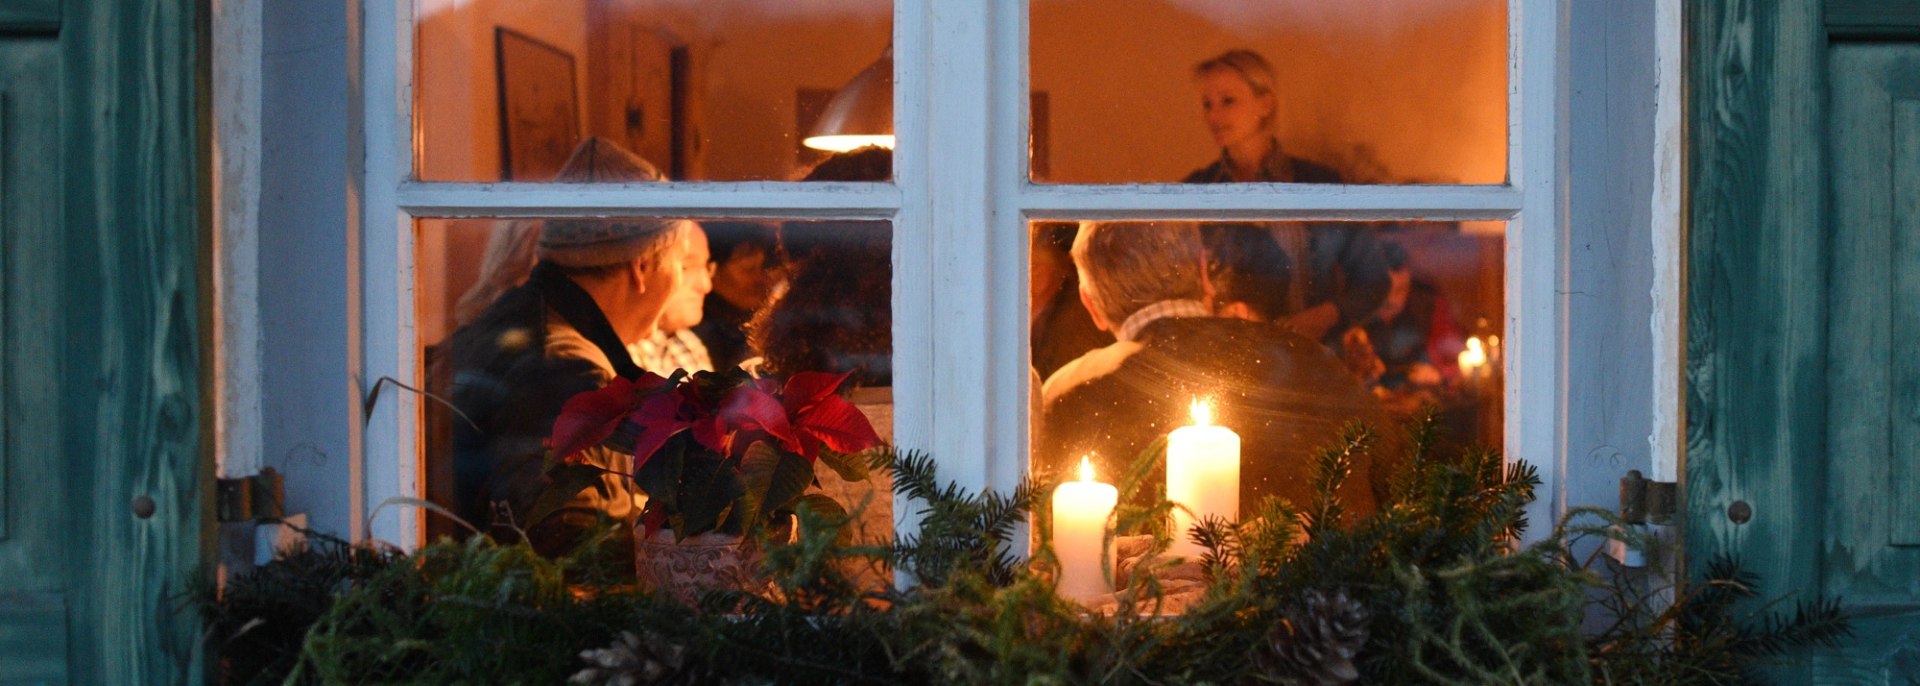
[525, 462, 610, 529]
[741, 442, 815, 527]
[673, 441, 745, 537]
[793, 493, 852, 545]
[816, 447, 870, 483]
[630, 435, 687, 515]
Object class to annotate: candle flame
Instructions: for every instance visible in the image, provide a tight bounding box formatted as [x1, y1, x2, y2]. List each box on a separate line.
[1190, 398, 1213, 426]
[1467, 336, 1484, 353]
[1078, 456, 1096, 483]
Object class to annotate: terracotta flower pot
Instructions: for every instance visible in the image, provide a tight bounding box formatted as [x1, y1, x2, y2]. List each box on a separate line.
[632, 521, 792, 603]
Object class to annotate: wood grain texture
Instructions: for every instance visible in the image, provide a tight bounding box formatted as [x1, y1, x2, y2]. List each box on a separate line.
[1826, 45, 1920, 603]
[0, 0, 61, 34]
[0, 91, 8, 545]
[0, 592, 70, 684]
[0, 39, 72, 608]
[1891, 98, 1920, 547]
[1686, 2, 1831, 641]
[1827, 0, 1920, 38]
[54, 0, 208, 682]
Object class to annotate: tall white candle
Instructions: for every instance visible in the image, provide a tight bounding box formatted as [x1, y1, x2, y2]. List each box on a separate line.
[1166, 399, 1241, 559]
[1052, 456, 1118, 603]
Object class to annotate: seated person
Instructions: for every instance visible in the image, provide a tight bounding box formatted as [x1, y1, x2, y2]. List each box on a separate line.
[691, 220, 782, 370]
[1361, 241, 1465, 389]
[1202, 223, 1292, 324]
[445, 139, 690, 557]
[749, 147, 893, 386]
[1039, 220, 1383, 518]
[632, 221, 716, 375]
[1032, 221, 1113, 380]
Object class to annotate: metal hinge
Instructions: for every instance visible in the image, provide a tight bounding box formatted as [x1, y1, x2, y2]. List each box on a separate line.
[215, 467, 286, 523]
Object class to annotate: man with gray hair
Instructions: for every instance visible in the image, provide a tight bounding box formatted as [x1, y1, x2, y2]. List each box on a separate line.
[446, 138, 691, 559]
[1040, 220, 1383, 518]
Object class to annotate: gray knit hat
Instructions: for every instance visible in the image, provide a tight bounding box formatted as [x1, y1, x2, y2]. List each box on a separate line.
[538, 137, 687, 268]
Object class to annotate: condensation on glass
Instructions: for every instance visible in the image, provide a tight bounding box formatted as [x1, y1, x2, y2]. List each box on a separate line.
[1029, 0, 1508, 184]
[1029, 219, 1505, 524]
[413, 0, 892, 182]
[413, 215, 895, 572]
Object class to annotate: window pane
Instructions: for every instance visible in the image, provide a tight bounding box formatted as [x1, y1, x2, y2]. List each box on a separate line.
[1031, 219, 1503, 552]
[1029, 1, 1508, 184]
[414, 0, 892, 182]
[416, 214, 894, 588]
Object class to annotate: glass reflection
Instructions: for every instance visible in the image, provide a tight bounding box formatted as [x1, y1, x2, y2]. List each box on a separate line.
[1031, 0, 1507, 184]
[414, 148, 896, 567]
[1032, 220, 1504, 521]
[414, 0, 892, 182]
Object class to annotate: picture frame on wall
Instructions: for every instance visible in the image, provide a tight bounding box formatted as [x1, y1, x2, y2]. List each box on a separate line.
[495, 27, 580, 181]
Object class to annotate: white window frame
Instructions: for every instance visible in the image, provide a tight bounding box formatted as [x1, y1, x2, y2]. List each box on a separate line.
[349, 0, 1566, 547]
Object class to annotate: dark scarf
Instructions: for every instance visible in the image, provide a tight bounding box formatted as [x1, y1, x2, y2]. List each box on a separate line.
[527, 261, 645, 381]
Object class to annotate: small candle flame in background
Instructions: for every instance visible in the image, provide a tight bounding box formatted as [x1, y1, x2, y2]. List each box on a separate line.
[1078, 456, 1097, 483]
[1189, 398, 1213, 426]
[1458, 336, 1488, 373]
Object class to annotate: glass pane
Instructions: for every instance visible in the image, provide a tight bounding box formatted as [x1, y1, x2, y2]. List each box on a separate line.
[416, 213, 894, 588]
[414, 0, 892, 182]
[1029, 1, 1508, 184]
[1031, 219, 1503, 578]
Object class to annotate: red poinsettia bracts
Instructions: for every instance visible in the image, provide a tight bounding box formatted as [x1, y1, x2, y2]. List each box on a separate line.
[547, 370, 881, 469]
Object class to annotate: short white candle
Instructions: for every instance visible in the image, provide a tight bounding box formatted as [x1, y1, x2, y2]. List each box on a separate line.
[1052, 456, 1118, 603]
[1166, 399, 1241, 559]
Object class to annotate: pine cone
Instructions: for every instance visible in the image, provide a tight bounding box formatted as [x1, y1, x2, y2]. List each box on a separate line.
[569, 630, 715, 686]
[1248, 590, 1371, 686]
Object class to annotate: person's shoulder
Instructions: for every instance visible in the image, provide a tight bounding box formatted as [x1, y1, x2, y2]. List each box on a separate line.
[1042, 339, 1145, 407]
[1183, 160, 1228, 184]
[542, 313, 618, 383]
[1288, 157, 1345, 184]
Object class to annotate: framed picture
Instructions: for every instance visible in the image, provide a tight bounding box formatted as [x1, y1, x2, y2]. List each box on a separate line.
[495, 27, 580, 181]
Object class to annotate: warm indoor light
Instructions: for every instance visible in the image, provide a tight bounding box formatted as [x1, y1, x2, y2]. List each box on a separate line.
[801, 134, 895, 153]
[1189, 398, 1213, 426]
[1458, 337, 1488, 374]
[1078, 456, 1096, 483]
[803, 47, 894, 152]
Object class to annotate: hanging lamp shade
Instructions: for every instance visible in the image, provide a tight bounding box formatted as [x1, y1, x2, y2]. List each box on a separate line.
[803, 47, 893, 152]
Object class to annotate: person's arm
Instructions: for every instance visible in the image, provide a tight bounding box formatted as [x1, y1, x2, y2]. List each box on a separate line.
[1322, 225, 1393, 334]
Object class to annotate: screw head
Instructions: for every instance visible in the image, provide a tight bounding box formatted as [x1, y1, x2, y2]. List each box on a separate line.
[131, 495, 156, 520]
[1727, 500, 1752, 524]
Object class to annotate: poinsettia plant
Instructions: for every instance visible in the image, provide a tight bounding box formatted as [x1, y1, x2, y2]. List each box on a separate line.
[547, 367, 883, 540]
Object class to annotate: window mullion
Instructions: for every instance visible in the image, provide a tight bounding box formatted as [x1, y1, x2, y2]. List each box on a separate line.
[355, 0, 418, 547]
[1020, 183, 1524, 221]
[393, 181, 901, 219]
[892, 0, 1021, 498]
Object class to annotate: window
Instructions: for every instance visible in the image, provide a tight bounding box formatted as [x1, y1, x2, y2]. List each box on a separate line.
[356, 0, 1562, 547]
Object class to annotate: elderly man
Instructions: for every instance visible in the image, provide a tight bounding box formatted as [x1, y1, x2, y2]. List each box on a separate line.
[446, 139, 690, 557]
[1039, 220, 1383, 518]
[632, 222, 716, 375]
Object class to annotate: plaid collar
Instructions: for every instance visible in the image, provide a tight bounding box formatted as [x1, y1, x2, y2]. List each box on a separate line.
[1115, 299, 1210, 342]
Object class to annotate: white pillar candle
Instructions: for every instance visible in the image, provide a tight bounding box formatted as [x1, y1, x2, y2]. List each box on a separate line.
[1052, 456, 1118, 603]
[1166, 399, 1241, 559]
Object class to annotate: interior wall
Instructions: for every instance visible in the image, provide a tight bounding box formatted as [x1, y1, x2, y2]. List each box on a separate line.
[1031, 0, 1508, 184]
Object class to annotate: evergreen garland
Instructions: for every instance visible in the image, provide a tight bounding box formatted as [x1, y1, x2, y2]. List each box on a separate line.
[197, 414, 1850, 685]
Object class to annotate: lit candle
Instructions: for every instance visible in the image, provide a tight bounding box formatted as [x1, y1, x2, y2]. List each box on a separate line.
[1166, 398, 1241, 559]
[1052, 456, 1118, 603]
[1457, 336, 1488, 378]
